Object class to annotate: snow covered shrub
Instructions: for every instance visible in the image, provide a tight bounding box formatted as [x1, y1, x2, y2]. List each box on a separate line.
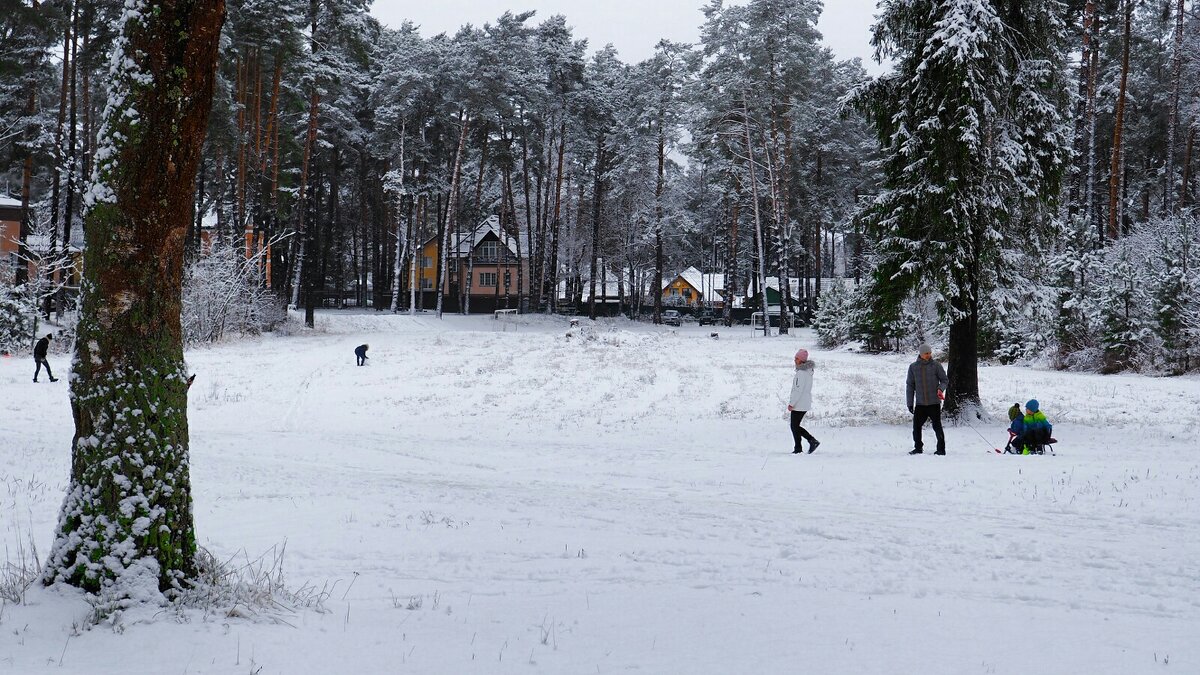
[1096, 243, 1152, 373]
[0, 290, 35, 355]
[1145, 216, 1200, 374]
[812, 280, 853, 347]
[182, 247, 285, 345]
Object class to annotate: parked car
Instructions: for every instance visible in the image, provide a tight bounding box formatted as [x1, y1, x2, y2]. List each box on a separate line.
[697, 309, 718, 326]
[662, 309, 682, 326]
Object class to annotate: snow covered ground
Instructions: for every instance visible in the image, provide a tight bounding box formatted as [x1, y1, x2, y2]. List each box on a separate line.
[2, 310, 1198, 674]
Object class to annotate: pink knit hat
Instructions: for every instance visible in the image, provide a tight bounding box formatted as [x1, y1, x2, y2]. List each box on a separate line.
[794, 349, 809, 362]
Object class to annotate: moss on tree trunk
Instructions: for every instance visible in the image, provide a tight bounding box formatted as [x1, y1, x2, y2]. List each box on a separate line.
[44, 0, 225, 599]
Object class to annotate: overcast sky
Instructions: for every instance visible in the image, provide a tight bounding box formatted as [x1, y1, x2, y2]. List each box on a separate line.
[369, 0, 886, 74]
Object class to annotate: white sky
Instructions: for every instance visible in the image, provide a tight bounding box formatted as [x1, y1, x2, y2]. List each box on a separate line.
[369, 0, 886, 75]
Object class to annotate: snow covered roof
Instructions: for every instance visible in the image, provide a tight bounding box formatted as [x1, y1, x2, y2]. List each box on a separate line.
[556, 278, 625, 302]
[0, 196, 22, 209]
[664, 266, 725, 294]
[745, 276, 858, 298]
[435, 216, 530, 258]
[25, 234, 82, 253]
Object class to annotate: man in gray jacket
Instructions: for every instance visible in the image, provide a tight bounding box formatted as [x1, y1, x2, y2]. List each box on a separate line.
[906, 342, 947, 455]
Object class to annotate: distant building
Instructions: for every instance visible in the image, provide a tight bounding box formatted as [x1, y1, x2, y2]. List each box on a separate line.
[0, 196, 25, 285]
[661, 266, 726, 308]
[415, 216, 530, 312]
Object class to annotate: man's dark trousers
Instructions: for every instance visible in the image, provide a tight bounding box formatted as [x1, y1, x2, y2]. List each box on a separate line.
[912, 404, 945, 453]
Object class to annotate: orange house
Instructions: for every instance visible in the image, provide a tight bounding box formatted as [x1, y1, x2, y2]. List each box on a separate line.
[415, 216, 530, 309]
[0, 196, 25, 284]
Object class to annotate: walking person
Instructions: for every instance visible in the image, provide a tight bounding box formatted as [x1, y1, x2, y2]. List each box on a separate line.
[788, 348, 820, 454]
[906, 342, 947, 455]
[354, 343, 369, 366]
[33, 333, 58, 383]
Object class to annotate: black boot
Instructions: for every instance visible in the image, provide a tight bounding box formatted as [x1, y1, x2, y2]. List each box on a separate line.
[807, 439, 820, 454]
[908, 448, 923, 455]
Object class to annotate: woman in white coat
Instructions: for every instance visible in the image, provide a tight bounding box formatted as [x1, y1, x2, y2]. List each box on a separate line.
[788, 348, 820, 454]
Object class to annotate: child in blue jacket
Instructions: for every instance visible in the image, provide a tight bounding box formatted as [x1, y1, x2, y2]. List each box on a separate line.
[1012, 399, 1053, 454]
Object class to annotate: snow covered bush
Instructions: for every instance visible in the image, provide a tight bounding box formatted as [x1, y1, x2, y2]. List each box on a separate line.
[182, 247, 285, 345]
[1040, 214, 1200, 374]
[0, 290, 36, 355]
[812, 279, 866, 348]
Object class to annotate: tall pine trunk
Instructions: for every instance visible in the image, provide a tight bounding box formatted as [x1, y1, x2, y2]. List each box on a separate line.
[44, 0, 225, 597]
[587, 138, 605, 321]
[742, 95, 770, 337]
[653, 125, 665, 324]
[437, 113, 469, 319]
[1107, 0, 1133, 240]
[1165, 0, 1185, 215]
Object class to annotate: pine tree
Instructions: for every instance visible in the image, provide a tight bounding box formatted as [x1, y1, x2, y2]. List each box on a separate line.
[853, 0, 1072, 416]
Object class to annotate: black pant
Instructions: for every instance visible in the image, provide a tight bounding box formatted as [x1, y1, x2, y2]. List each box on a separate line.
[1013, 428, 1049, 450]
[34, 357, 54, 381]
[912, 404, 945, 452]
[790, 410, 816, 450]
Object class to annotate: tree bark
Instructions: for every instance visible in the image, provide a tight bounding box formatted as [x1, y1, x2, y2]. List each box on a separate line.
[1069, 0, 1096, 219]
[653, 124, 665, 324]
[1164, 0, 1185, 215]
[1107, 0, 1132, 240]
[437, 113, 470, 318]
[44, 0, 225, 597]
[742, 95, 770, 337]
[1183, 127, 1196, 208]
[588, 139, 605, 321]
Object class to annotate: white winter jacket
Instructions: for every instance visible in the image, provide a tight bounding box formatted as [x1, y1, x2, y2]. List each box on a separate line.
[789, 361, 815, 411]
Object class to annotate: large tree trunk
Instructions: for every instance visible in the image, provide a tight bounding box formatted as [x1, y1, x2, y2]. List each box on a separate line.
[43, 0, 226, 598]
[943, 308, 980, 418]
[944, 232, 982, 418]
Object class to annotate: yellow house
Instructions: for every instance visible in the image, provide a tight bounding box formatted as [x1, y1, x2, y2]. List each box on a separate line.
[661, 266, 725, 308]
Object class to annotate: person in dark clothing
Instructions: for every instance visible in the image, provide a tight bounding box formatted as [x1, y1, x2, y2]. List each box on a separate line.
[354, 344, 369, 366]
[33, 333, 58, 382]
[905, 342, 947, 455]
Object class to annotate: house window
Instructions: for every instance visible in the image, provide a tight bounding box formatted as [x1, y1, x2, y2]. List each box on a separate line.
[420, 277, 433, 290]
[479, 241, 499, 261]
[480, 272, 498, 287]
[422, 256, 433, 269]
[682, 289, 692, 298]
[670, 288, 679, 297]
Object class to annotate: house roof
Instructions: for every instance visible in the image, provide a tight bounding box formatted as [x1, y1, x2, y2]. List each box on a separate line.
[25, 234, 82, 253]
[426, 216, 530, 258]
[665, 266, 725, 295]
[0, 196, 22, 208]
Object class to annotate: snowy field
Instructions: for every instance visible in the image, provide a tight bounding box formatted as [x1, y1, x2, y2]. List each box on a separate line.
[2, 311, 1198, 674]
